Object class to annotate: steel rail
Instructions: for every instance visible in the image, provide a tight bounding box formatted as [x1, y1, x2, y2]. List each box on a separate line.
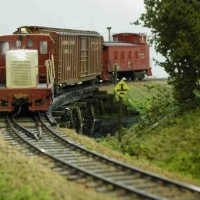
[7, 113, 161, 199]
[39, 112, 200, 199]
[38, 112, 200, 193]
[5, 113, 200, 200]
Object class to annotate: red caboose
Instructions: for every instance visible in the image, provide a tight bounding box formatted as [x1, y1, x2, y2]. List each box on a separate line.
[102, 33, 152, 81]
[0, 34, 52, 112]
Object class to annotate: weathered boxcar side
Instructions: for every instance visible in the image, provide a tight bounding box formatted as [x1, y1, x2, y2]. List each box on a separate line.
[14, 26, 103, 91]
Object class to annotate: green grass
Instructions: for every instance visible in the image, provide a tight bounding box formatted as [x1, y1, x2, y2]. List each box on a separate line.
[128, 107, 200, 180]
[1, 80, 200, 199]
[60, 127, 200, 186]
[0, 137, 119, 200]
[98, 81, 200, 185]
[101, 81, 171, 112]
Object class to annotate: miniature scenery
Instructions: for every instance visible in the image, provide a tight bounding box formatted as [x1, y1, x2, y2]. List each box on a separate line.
[0, 0, 200, 200]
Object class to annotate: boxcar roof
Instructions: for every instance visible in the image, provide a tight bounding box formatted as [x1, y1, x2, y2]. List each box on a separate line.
[16, 26, 102, 37]
[104, 42, 138, 47]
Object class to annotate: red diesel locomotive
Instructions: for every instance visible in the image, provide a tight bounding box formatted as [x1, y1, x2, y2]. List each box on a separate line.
[0, 34, 52, 112]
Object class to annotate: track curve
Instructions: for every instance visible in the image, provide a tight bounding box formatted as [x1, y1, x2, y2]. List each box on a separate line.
[0, 112, 199, 200]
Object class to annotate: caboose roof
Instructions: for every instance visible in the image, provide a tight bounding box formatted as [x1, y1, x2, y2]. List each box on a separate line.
[104, 42, 138, 47]
[113, 33, 147, 37]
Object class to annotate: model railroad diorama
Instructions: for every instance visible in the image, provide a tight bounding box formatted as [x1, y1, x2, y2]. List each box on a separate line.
[0, 26, 200, 199]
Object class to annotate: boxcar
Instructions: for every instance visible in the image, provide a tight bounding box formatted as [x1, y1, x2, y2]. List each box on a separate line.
[102, 33, 152, 81]
[14, 26, 103, 93]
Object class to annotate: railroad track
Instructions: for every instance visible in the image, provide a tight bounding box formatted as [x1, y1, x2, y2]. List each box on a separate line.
[1, 112, 200, 200]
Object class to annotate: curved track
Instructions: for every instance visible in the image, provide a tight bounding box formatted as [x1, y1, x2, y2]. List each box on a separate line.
[0, 113, 199, 200]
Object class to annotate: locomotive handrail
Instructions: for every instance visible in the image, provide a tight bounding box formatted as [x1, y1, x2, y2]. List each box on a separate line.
[45, 56, 55, 99]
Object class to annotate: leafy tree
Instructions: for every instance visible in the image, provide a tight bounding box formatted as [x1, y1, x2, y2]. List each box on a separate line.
[136, 0, 200, 103]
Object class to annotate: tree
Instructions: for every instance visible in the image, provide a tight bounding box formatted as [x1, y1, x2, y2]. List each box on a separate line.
[136, 0, 200, 103]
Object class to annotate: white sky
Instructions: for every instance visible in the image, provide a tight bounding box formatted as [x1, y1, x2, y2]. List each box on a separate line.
[0, 0, 168, 77]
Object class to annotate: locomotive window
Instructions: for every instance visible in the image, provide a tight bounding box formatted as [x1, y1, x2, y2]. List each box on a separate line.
[27, 40, 33, 47]
[15, 40, 22, 48]
[1, 41, 9, 55]
[40, 41, 48, 54]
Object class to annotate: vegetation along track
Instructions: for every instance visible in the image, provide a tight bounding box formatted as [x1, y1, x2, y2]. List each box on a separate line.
[0, 112, 199, 200]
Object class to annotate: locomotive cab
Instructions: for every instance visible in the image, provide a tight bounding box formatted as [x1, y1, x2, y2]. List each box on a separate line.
[0, 34, 53, 112]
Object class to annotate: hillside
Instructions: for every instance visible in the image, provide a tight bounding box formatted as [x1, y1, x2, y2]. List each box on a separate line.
[98, 80, 200, 184]
[1, 80, 200, 200]
[121, 106, 200, 181]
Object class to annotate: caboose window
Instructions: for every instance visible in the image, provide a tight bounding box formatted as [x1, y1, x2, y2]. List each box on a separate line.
[135, 51, 139, 59]
[27, 40, 33, 47]
[128, 51, 132, 60]
[114, 52, 118, 60]
[121, 52, 125, 61]
[40, 41, 48, 54]
[1, 41, 9, 55]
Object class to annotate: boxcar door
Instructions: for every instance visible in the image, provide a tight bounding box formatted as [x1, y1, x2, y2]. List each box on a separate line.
[80, 38, 88, 77]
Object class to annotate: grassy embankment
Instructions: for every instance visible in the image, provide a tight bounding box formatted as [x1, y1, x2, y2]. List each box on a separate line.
[0, 136, 119, 200]
[98, 81, 200, 185]
[1, 80, 200, 200]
